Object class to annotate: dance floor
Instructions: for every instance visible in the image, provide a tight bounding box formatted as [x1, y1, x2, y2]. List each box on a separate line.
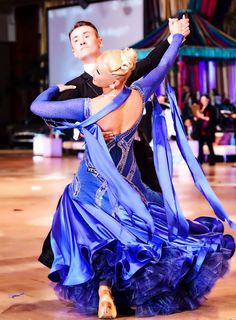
[0, 150, 235, 320]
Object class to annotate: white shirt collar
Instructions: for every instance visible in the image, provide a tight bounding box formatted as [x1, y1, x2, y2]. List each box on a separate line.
[84, 63, 95, 76]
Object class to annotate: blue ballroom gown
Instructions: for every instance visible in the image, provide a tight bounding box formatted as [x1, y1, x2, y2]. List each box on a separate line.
[31, 34, 235, 316]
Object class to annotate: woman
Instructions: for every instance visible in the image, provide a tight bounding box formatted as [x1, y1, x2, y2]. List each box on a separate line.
[31, 22, 235, 319]
[195, 94, 217, 165]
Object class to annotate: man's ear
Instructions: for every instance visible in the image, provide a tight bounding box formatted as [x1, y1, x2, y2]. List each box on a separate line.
[72, 49, 78, 58]
[98, 37, 103, 48]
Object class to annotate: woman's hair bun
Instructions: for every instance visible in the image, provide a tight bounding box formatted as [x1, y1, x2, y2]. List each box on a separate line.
[120, 48, 137, 72]
[98, 48, 137, 77]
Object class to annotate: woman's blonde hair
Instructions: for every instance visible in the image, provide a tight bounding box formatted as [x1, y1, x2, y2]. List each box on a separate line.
[98, 48, 137, 79]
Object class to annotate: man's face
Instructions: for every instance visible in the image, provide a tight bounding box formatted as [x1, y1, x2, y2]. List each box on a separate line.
[70, 25, 102, 63]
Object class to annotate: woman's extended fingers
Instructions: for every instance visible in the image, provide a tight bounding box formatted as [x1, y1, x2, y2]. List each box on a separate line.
[57, 84, 76, 92]
[181, 15, 190, 38]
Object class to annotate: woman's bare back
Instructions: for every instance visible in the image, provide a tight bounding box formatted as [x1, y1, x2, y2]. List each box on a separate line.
[89, 89, 143, 135]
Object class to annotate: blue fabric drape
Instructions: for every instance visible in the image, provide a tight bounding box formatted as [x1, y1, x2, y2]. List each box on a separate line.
[152, 96, 189, 240]
[164, 83, 235, 230]
[47, 84, 235, 243]
[48, 86, 154, 243]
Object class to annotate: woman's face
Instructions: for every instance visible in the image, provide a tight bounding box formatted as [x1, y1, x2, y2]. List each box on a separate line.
[200, 96, 210, 106]
[92, 59, 116, 88]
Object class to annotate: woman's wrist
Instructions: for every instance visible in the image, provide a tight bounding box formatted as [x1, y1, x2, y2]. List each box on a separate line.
[173, 33, 184, 39]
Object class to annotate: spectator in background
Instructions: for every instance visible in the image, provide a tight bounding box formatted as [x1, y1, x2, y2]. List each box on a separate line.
[157, 94, 169, 110]
[181, 85, 194, 120]
[209, 88, 222, 130]
[219, 98, 235, 131]
[220, 98, 235, 113]
[231, 107, 236, 144]
[195, 94, 217, 166]
[210, 88, 222, 106]
[157, 95, 176, 139]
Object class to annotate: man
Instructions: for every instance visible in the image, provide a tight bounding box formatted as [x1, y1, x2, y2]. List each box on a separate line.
[58, 18, 189, 184]
[39, 18, 190, 268]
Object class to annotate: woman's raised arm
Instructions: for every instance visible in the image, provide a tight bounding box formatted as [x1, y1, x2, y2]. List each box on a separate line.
[132, 33, 183, 102]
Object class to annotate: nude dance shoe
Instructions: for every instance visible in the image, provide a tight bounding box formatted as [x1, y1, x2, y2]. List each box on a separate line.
[98, 286, 117, 319]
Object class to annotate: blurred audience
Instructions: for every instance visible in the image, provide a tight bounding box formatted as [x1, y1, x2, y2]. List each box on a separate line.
[194, 94, 217, 165]
[181, 85, 194, 120]
[157, 95, 176, 139]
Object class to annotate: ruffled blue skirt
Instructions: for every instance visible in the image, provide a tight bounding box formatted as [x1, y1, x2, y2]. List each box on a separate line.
[49, 185, 235, 316]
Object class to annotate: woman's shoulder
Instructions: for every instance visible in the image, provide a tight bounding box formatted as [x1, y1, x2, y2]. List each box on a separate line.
[130, 84, 145, 103]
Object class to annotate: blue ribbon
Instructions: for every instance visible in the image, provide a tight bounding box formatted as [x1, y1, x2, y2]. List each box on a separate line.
[152, 98, 189, 240]
[165, 82, 236, 230]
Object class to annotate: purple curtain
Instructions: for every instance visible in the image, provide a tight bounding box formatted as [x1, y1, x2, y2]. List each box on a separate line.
[228, 60, 236, 104]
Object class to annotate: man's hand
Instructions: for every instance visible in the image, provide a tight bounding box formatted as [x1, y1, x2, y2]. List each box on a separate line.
[168, 18, 178, 35]
[73, 129, 114, 141]
[57, 84, 76, 92]
[168, 14, 190, 42]
[102, 131, 114, 141]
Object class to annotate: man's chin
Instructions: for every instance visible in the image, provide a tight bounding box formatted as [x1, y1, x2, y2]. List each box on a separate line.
[78, 52, 89, 60]
[79, 52, 98, 64]
[77, 48, 92, 58]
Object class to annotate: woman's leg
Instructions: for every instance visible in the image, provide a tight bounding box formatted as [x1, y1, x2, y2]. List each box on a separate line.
[207, 140, 216, 165]
[198, 137, 205, 164]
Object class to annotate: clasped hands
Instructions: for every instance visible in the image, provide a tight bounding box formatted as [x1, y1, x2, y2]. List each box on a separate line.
[168, 14, 190, 41]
